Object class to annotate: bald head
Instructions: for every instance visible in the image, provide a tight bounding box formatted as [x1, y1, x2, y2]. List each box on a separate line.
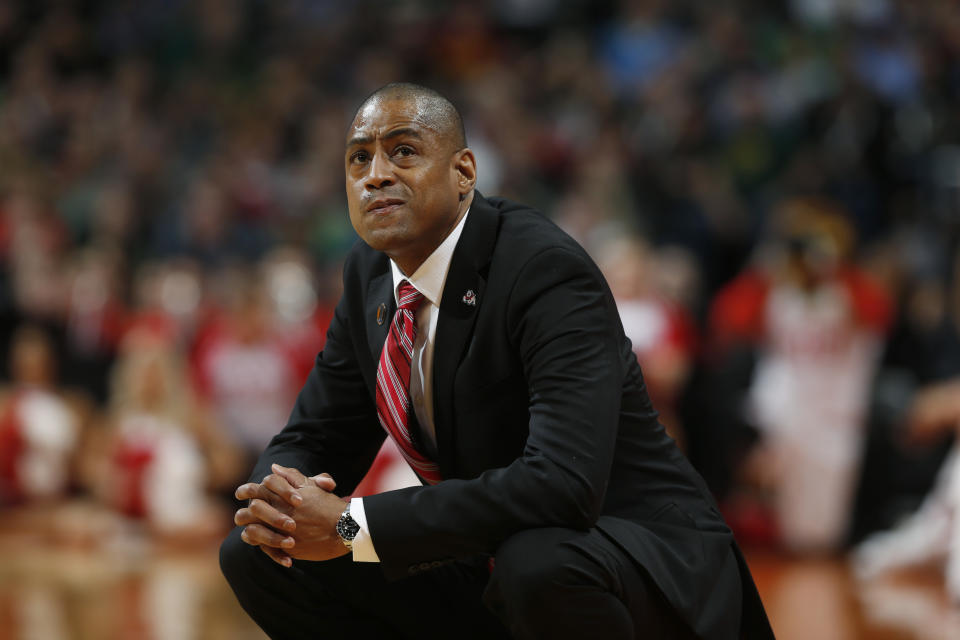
[344, 82, 477, 276]
[352, 83, 467, 151]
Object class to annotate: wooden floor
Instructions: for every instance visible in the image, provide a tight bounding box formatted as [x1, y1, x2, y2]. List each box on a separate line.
[0, 521, 957, 639]
[747, 551, 960, 639]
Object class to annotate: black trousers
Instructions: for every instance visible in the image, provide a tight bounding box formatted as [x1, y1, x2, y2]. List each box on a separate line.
[220, 525, 697, 640]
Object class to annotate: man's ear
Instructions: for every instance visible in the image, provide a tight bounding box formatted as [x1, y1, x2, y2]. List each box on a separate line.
[453, 148, 477, 197]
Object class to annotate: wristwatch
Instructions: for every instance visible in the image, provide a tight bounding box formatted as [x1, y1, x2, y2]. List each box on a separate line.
[336, 502, 361, 550]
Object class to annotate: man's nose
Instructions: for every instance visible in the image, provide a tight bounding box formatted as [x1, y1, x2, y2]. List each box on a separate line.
[365, 151, 394, 190]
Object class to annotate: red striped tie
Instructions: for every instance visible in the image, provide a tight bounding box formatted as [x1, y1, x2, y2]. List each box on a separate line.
[375, 280, 442, 484]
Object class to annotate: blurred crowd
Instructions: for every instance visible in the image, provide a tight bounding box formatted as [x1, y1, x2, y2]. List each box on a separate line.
[0, 0, 959, 588]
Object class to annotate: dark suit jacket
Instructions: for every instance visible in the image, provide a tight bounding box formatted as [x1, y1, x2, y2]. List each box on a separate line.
[251, 193, 773, 639]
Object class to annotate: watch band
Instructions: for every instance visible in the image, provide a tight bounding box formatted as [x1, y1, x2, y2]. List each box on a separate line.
[336, 502, 361, 550]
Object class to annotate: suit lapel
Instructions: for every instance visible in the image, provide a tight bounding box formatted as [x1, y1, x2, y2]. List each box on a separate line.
[433, 193, 499, 477]
[365, 260, 394, 367]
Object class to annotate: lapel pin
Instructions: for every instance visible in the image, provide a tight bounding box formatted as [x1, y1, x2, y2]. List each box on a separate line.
[376, 303, 387, 325]
[462, 290, 477, 306]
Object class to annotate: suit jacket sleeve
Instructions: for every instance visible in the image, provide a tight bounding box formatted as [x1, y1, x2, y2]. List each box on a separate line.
[248, 253, 385, 496]
[364, 246, 625, 576]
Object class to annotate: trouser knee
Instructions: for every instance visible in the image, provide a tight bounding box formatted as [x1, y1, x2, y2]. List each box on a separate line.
[219, 526, 289, 598]
[484, 527, 646, 639]
[489, 528, 582, 610]
[219, 526, 255, 591]
[485, 526, 611, 631]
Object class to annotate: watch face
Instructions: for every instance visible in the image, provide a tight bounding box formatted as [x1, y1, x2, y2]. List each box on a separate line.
[338, 512, 360, 540]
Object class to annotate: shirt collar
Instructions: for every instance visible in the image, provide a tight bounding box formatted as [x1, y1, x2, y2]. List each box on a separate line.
[390, 207, 470, 307]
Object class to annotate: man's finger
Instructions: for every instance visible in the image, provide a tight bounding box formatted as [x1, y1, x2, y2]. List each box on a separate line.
[271, 463, 311, 488]
[260, 545, 293, 568]
[235, 482, 261, 501]
[234, 507, 254, 527]
[272, 463, 307, 480]
[240, 523, 296, 550]
[235, 502, 294, 532]
[311, 473, 336, 491]
[248, 498, 296, 532]
[263, 472, 303, 507]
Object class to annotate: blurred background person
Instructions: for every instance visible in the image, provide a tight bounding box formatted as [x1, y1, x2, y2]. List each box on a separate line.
[851, 253, 960, 600]
[707, 197, 892, 552]
[191, 268, 300, 469]
[0, 324, 79, 507]
[598, 234, 698, 447]
[82, 328, 241, 539]
[61, 246, 128, 405]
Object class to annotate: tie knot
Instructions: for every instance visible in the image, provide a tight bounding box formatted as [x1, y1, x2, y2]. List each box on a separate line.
[397, 280, 425, 311]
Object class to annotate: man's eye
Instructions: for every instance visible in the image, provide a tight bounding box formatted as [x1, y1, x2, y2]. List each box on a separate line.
[394, 146, 415, 157]
[350, 151, 369, 163]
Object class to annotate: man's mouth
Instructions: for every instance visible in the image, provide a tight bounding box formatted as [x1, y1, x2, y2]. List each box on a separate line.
[366, 199, 405, 214]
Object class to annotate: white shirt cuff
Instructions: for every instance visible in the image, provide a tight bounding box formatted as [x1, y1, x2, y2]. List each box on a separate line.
[349, 497, 380, 562]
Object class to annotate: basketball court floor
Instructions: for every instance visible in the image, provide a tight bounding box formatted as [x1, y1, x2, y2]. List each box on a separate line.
[0, 522, 956, 639]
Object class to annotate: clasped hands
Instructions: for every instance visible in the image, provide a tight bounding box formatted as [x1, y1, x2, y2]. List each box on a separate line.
[234, 463, 350, 567]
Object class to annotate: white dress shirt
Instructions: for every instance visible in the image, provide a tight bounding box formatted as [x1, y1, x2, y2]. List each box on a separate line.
[350, 208, 470, 562]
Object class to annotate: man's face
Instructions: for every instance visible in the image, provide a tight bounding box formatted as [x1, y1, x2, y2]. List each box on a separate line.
[345, 96, 468, 273]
